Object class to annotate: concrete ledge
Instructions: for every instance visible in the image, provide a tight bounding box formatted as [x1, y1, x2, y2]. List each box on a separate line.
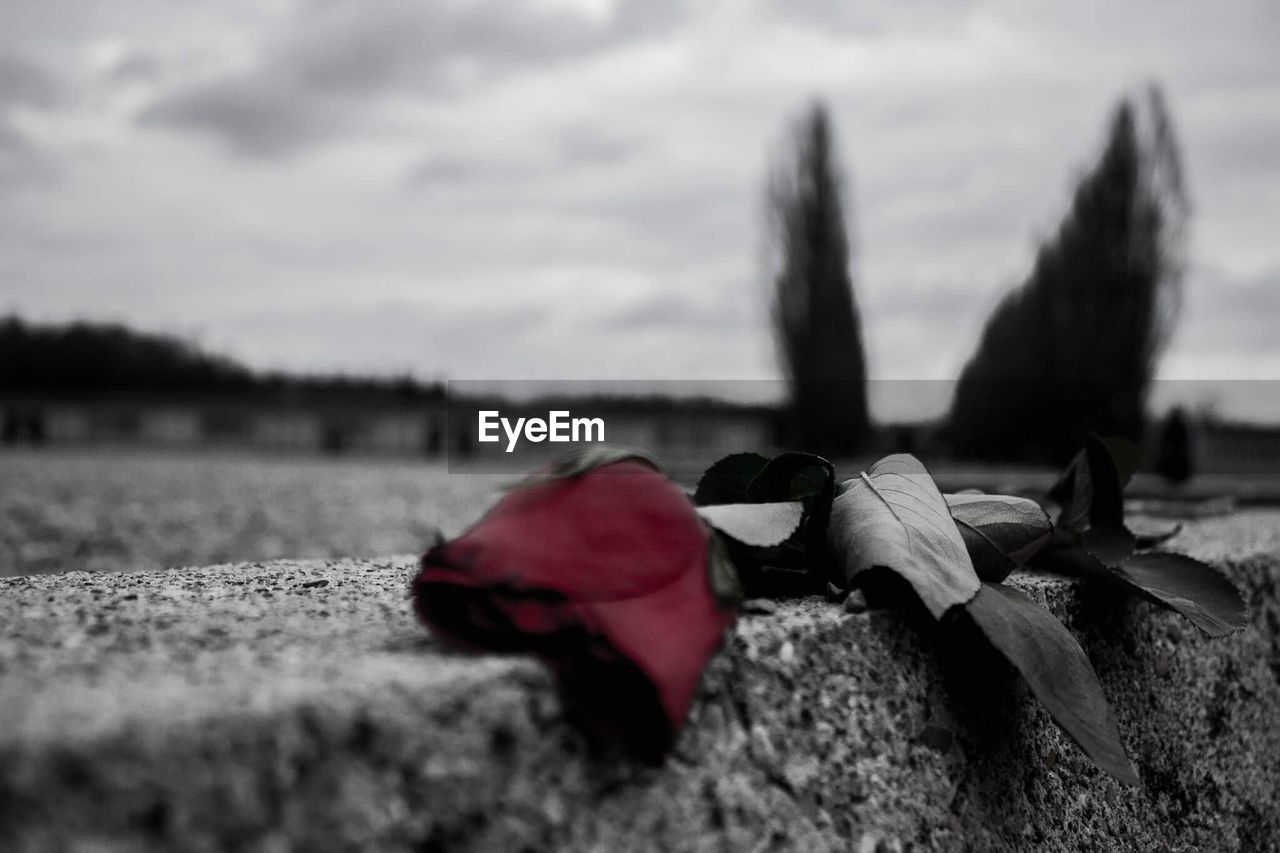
[2, 514, 1279, 851]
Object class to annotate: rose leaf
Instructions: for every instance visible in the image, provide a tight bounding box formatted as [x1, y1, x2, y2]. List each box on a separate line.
[694, 453, 770, 506]
[1048, 435, 1137, 531]
[706, 532, 745, 606]
[945, 493, 1053, 582]
[696, 501, 805, 548]
[1035, 547, 1248, 638]
[829, 454, 980, 619]
[1115, 552, 1248, 637]
[1080, 524, 1138, 568]
[747, 451, 835, 502]
[965, 583, 1139, 786]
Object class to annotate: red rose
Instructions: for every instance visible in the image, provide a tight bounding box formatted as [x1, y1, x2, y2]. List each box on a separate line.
[413, 456, 736, 761]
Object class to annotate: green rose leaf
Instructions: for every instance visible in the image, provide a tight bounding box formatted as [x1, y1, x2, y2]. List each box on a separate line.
[1115, 552, 1248, 637]
[696, 501, 805, 548]
[945, 493, 1053, 582]
[965, 583, 1139, 786]
[829, 454, 980, 620]
[694, 453, 770, 506]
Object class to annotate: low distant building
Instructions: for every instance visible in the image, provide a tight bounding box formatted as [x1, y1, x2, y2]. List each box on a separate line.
[2, 393, 448, 457]
[1194, 419, 1280, 476]
[0, 392, 783, 464]
[10, 391, 1277, 476]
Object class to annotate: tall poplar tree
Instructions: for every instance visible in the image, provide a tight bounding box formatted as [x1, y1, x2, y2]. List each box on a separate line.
[768, 102, 871, 455]
[947, 87, 1187, 462]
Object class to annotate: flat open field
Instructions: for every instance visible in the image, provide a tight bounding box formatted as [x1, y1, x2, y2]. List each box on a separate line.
[1, 448, 504, 578]
[7, 445, 1275, 580]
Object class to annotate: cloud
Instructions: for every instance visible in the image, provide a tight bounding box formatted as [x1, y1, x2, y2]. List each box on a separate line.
[5, 0, 1280, 412]
[140, 76, 344, 158]
[0, 54, 60, 109]
[603, 289, 753, 332]
[1168, 266, 1280, 358]
[0, 124, 57, 186]
[206, 281, 769, 382]
[105, 49, 163, 84]
[405, 126, 640, 188]
[775, 0, 980, 36]
[557, 124, 640, 166]
[139, 0, 690, 157]
[406, 155, 503, 187]
[0, 53, 62, 185]
[217, 298, 550, 377]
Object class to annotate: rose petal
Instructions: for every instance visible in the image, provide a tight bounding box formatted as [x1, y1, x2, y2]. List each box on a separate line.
[414, 458, 735, 759]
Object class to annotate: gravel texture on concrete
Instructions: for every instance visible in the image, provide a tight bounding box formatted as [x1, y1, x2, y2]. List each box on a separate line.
[1, 513, 1278, 852]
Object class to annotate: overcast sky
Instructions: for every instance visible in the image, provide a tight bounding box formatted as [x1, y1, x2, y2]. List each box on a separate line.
[2, 0, 1279, 416]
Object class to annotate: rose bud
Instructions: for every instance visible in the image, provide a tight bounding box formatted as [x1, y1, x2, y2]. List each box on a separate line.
[413, 453, 737, 762]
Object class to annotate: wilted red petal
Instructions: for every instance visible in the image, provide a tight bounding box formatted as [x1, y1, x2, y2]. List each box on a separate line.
[584, 554, 733, 731]
[430, 460, 705, 599]
[413, 459, 736, 759]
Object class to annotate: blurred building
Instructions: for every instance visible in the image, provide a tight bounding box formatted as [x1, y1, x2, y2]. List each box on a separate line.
[2, 393, 446, 456]
[0, 394, 783, 463]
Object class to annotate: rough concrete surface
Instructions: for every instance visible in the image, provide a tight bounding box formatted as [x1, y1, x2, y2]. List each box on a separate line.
[1, 513, 1278, 852]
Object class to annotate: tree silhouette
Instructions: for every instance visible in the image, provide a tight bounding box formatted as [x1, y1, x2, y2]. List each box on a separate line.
[0, 315, 445, 401]
[946, 86, 1188, 463]
[767, 102, 871, 455]
[0, 315, 254, 394]
[1154, 406, 1193, 485]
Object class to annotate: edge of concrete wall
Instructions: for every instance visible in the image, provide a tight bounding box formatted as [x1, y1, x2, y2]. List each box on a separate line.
[2, 513, 1278, 851]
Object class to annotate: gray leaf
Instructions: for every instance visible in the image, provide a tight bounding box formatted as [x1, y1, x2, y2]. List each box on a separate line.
[1115, 552, 1248, 637]
[946, 493, 1053, 582]
[706, 533, 745, 606]
[965, 583, 1139, 786]
[830, 455, 980, 620]
[1034, 547, 1247, 638]
[697, 501, 804, 548]
[1080, 524, 1137, 568]
[694, 453, 770, 506]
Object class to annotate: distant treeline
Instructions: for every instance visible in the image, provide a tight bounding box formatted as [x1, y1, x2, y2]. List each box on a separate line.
[0, 315, 444, 402]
